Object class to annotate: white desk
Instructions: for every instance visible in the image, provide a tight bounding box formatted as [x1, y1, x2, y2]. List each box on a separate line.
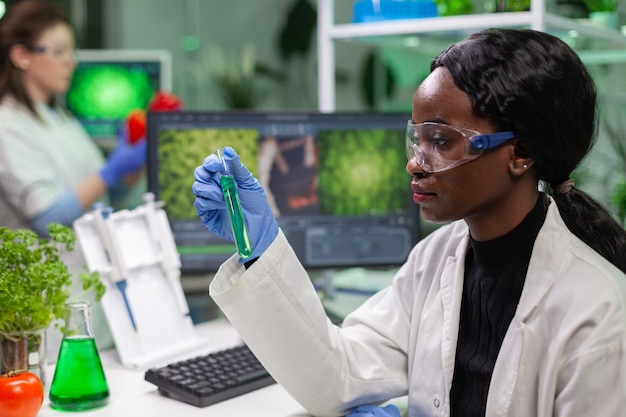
[39, 319, 310, 417]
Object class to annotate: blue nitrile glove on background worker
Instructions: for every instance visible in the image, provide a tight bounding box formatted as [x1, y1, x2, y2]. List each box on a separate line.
[346, 404, 401, 417]
[99, 129, 147, 188]
[192, 146, 279, 263]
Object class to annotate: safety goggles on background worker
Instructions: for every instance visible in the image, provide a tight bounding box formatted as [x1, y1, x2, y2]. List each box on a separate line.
[406, 120, 516, 173]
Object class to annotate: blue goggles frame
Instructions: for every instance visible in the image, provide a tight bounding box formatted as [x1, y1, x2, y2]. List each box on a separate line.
[406, 121, 517, 173]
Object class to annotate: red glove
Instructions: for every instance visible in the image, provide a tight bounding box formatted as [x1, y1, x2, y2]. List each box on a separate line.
[125, 91, 183, 145]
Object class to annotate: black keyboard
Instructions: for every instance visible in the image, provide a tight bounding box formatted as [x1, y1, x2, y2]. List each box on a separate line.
[144, 344, 275, 407]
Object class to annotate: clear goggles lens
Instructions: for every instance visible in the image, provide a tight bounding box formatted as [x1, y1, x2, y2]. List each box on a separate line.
[405, 121, 516, 173]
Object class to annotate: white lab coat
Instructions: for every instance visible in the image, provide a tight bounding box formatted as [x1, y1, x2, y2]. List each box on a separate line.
[210, 198, 626, 417]
[0, 96, 113, 359]
[0, 96, 105, 229]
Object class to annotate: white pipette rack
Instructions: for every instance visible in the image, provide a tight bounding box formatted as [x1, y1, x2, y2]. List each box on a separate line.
[73, 192, 208, 368]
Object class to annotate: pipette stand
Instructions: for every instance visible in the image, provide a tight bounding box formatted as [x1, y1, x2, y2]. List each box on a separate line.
[73, 193, 208, 368]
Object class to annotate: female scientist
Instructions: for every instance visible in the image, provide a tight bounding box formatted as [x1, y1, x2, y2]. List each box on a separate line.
[193, 29, 626, 416]
[0, 0, 146, 356]
[0, 0, 146, 234]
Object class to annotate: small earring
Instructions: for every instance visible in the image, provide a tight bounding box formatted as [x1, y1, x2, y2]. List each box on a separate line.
[523, 164, 528, 168]
[20, 61, 29, 70]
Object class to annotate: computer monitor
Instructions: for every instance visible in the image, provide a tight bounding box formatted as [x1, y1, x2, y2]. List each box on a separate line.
[65, 49, 172, 149]
[147, 111, 421, 274]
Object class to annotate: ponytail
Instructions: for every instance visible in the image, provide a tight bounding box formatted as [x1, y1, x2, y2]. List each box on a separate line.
[552, 186, 626, 273]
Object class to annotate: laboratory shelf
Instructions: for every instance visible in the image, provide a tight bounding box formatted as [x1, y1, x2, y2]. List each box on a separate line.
[327, 11, 534, 38]
[325, 12, 626, 43]
[317, 0, 626, 111]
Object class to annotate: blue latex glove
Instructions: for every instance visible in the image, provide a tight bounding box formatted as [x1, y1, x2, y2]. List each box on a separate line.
[99, 133, 147, 187]
[192, 146, 279, 263]
[346, 405, 401, 417]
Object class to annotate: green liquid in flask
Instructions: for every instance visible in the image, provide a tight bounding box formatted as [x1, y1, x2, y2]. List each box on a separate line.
[220, 175, 253, 258]
[49, 337, 109, 411]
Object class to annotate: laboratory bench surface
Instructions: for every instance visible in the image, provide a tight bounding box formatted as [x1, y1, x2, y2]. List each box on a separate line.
[39, 319, 311, 417]
[38, 269, 399, 417]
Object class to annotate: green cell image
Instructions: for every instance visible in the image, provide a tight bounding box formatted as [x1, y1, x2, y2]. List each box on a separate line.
[67, 66, 154, 119]
[316, 128, 408, 216]
[157, 128, 259, 220]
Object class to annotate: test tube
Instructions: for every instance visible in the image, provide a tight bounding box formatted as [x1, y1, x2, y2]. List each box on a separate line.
[216, 149, 253, 258]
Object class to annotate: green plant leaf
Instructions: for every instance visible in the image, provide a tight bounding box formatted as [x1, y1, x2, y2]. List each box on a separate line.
[0, 223, 105, 336]
[611, 176, 626, 226]
[583, 0, 621, 12]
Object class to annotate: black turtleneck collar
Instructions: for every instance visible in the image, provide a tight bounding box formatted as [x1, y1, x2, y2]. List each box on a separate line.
[450, 194, 550, 417]
[468, 193, 549, 276]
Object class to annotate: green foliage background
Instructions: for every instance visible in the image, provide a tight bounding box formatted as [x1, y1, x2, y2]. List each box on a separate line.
[158, 128, 259, 219]
[316, 129, 408, 216]
[611, 176, 626, 226]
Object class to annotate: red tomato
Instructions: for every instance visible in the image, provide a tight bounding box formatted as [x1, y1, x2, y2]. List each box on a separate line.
[126, 109, 147, 145]
[149, 91, 183, 111]
[0, 371, 44, 417]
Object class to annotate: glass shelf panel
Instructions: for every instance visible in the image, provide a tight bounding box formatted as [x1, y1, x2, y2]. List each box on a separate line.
[328, 12, 536, 39]
[330, 12, 626, 61]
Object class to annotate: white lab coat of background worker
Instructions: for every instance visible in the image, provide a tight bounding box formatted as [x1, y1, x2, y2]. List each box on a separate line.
[0, 96, 114, 361]
[0, 0, 146, 362]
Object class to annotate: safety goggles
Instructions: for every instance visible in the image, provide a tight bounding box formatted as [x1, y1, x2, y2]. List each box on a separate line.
[26, 44, 76, 60]
[406, 121, 516, 173]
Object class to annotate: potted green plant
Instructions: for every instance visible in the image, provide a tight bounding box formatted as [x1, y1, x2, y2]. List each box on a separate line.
[201, 44, 259, 109]
[583, 0, 621, 29]
[0, 223, 105, 383]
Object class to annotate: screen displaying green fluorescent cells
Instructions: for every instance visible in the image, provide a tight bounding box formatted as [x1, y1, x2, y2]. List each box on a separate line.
[65, 58, 163, 144]
[67, 65, 154, 120]
[147, 112, 422, 273]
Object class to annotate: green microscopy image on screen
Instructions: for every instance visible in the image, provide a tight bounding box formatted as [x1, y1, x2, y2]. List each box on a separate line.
[316, 128, 408, 216]
[67, 66, 154, 119]
[158, 128, 259, 220]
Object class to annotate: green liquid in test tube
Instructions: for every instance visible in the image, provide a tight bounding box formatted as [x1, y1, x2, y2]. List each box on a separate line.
[216, 149, 253, 258]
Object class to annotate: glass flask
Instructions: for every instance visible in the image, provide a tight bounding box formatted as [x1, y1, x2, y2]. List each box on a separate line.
[49, 301, 109, 411]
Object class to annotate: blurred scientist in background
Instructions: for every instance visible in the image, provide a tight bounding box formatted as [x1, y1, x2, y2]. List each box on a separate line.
[0, 0, 146, 356]
[0, 0, 145, 234]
